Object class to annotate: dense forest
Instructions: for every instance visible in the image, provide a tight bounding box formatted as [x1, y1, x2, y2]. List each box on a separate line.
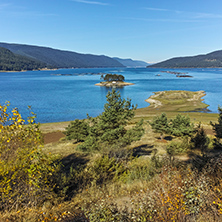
[0, 47, 47, 71]
[149, 50, 222, 68]
[0, 42, 124, 69]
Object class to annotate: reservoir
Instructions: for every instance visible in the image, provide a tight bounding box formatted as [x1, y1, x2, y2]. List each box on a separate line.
[1, 67, 222, 123]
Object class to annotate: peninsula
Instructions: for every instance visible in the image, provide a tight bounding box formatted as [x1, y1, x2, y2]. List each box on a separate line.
[135, 90, 211, 122]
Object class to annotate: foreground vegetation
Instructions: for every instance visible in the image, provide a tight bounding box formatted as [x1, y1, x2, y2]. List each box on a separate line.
[1, 90, 222, 221]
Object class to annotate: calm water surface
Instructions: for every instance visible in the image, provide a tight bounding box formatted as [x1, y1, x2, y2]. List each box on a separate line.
[1, 67, 222, 123]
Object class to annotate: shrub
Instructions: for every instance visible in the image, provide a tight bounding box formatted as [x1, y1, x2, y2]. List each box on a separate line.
[65, 119, 89, 142]
[0, 102, 56, 211]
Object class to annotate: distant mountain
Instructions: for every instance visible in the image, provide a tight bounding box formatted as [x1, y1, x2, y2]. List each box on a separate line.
[149, 50, 222, 68]
[0, 47, 47, 71]
[0, 42, 124, 69]
[113, 57, 149, 67]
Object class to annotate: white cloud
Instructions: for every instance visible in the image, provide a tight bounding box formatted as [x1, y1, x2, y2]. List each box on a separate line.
[71, 0, 109, 6]
[143, 7, 169, 12]
[0, 3, 11, 10]
[192, 12, 222, 19]
[144, 7, 222, 19]
[120, 16, 201, 23]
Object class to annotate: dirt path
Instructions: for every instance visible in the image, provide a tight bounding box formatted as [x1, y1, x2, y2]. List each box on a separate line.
[43, 131, 65, 144]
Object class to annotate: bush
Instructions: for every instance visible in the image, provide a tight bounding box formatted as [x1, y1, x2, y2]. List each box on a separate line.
[0, 102, 56, 211]
[65, 119, 89, 142]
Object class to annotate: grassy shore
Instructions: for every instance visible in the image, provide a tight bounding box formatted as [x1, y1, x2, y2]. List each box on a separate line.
[40, 90, 218, 135]
[40, 90, 218, 161]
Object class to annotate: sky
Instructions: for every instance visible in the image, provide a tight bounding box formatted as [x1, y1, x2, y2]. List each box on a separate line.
[1, 0, 222, 63]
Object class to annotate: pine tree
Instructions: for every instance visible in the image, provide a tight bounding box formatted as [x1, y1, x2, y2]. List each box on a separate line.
[79, 89, 144, 151]
[211, 106, 222, 149]
[65, 119, 89, 142]
[168, 114, 194, 137]
[192, 124, 210, 156]
[149, 113, 169, 140]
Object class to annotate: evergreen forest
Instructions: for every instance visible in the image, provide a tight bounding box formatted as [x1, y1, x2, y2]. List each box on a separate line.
[0, 47, 47, 71]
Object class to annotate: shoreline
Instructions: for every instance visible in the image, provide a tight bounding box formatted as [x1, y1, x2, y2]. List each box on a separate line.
[95, 81, 134, 87]
[143, 90, 210, 114]
[0, 68, 59, 73]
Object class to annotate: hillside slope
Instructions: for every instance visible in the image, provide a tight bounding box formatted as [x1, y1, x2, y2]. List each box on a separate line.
[149, 50, 222, 68]
[0, 42, 124, 68]
[0, 47, 47, 71]
[113, 57, 149, 67]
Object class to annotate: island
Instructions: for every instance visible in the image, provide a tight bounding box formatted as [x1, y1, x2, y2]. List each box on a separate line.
[95, 73, 134, 87]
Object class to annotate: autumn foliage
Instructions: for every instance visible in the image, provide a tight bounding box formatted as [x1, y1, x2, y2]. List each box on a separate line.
[0, 102, 56, 211]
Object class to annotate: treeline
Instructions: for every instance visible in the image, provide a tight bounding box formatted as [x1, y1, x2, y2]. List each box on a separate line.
[0, 47, 47, 71]
[100, 73, 125, 82]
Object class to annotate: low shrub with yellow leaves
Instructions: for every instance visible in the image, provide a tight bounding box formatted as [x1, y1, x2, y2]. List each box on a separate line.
[0, 102, 57, 211]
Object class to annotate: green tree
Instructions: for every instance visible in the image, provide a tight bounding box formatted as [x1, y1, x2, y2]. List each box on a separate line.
[168, 114, 194, 137]
[192, 124, 210, 156]
[211, 106, 222, 149]
[79, 89, 144, 151]
[103, 74, 125, 82]
[65, 119, 89, 142]
[149, 113, 169, 140]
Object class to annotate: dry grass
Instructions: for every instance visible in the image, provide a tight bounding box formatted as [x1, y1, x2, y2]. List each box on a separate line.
[135, 90, 218, 125]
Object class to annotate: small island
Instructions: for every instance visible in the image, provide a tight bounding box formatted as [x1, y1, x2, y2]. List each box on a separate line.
[95, 73, 134, 87]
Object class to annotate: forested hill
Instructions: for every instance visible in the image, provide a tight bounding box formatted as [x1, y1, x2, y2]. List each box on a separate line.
[0, 47, 47, 71]
[0, 42, 124, 69]
[149, 50, 222, 68]
[113, 57, 149, 67]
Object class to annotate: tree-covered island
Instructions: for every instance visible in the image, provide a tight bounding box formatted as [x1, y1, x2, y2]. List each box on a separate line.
[95, 73, 134, 87]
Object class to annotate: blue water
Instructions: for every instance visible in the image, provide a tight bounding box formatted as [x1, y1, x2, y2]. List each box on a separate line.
[1, 67, 222, 123]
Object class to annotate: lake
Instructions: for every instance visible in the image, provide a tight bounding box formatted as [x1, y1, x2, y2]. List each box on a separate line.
[1, 67, 222, 123]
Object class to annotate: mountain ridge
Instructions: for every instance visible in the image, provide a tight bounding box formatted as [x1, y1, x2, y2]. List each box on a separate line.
[149, 50, 222, 68]
[113, 57, 149, 67]
[0, 47, 47, 71]
[0, 42, 124, 69]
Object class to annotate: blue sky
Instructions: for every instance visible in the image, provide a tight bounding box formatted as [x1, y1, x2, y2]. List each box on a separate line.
[1, 0, 222, 62]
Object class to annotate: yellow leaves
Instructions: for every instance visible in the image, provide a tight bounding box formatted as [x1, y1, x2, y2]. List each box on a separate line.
[0, 101, 54, 211]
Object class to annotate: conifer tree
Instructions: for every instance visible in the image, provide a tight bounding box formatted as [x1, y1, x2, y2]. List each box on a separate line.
[149, 113, 169, 140]
[65, 119, 89, 142]
[211, 106, 222, 149]
[192, 124, 210, 156]
[79, 89, 144, 151]
[168, 114, 194, 137]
